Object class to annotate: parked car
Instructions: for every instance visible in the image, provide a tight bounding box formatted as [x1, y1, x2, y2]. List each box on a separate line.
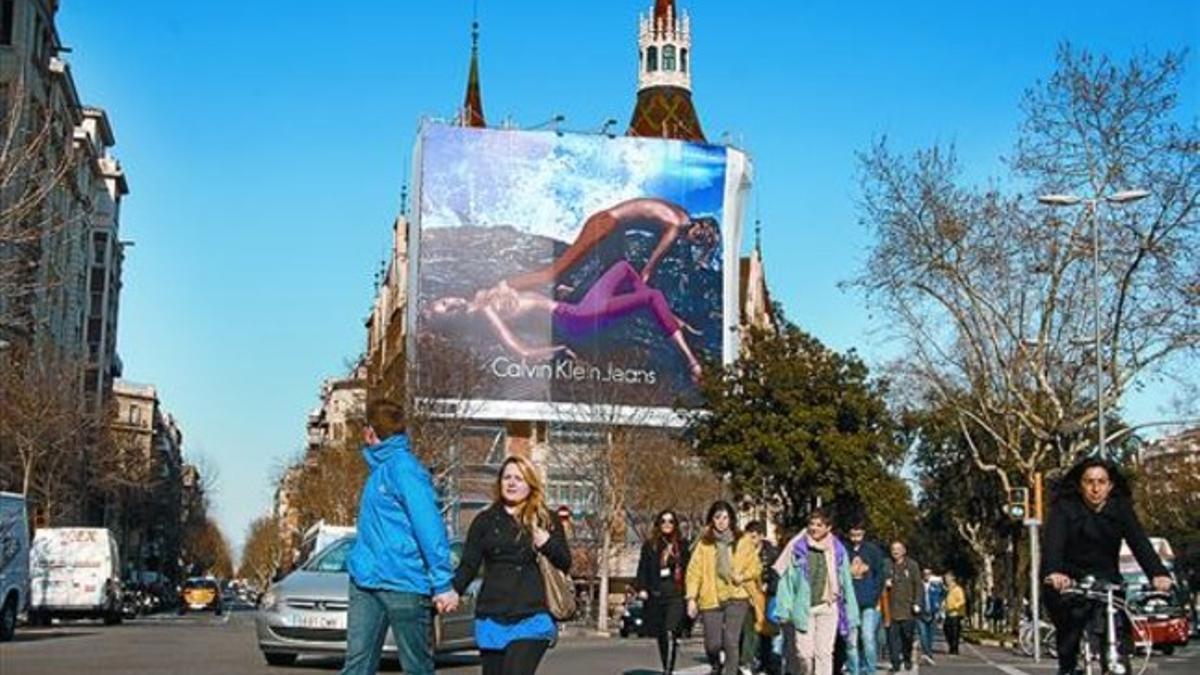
[179, 577, 223, 615]
[28, 527, 122, 626]
[1129, 589, 1191, 655]
[255, 536, 477, 667]
[0, 492, 30, 641]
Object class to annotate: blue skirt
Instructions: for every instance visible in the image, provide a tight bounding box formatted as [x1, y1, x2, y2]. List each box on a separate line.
[475, 612, 557, 651]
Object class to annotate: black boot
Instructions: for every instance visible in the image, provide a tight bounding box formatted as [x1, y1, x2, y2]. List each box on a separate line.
[658, 633, 672, 674]
[665, 632, 678, 675]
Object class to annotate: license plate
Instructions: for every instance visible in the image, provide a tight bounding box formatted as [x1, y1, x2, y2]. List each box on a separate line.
[190, 603, 209, 610]
[295, 614, 344, 630]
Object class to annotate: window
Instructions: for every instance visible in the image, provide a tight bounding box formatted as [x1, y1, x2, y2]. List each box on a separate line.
[662, 45, 676, 71]
[646, 46, 658, 72]
[681, 48, 688, 73]
[90, 267, 105, 291]
[87, 317, 102, 342]
[0, 1, 14, 47]
[93, 233, 108, 265]
[129, 405, 142, 425]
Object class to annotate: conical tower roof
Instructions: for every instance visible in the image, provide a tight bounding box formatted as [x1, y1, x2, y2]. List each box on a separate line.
[461, 21, 486, 128]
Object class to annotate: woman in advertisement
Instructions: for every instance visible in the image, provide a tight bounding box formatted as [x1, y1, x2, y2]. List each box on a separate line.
[425, 259, 705, 382]
[686, 501, 761, 675]
[452, 456, 572, 675]
[636, 509, 691, 675]
[502, 197, 720, 291]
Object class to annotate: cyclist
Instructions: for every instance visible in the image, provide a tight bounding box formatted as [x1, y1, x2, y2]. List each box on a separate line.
[1042, 457, 1172, 675]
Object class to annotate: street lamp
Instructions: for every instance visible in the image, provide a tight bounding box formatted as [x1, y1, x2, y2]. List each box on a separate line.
[1038, 189, 1150, 460]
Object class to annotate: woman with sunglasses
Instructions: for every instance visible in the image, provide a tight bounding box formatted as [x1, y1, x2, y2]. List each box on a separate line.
[636, 509, 691, 674]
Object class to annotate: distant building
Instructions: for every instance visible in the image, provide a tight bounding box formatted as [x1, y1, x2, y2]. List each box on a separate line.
[110, 379, 186, 582]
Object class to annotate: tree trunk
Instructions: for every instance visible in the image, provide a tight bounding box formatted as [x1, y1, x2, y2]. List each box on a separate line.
[598, 525, 611, 633]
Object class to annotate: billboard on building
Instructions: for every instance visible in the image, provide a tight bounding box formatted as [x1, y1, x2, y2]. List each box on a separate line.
[409, 123, 750, 425]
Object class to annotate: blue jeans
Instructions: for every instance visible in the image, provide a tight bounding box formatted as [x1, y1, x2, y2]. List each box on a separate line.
[341, 582, 433, 675]
[846, 607, 880, 675]
[916, 617, 935, 657]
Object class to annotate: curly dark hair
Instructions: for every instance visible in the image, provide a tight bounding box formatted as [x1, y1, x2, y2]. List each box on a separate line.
[1052, 455, 1132, 505]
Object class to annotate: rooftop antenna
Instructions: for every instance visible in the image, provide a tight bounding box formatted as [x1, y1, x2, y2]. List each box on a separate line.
[530, 114, 566, 132]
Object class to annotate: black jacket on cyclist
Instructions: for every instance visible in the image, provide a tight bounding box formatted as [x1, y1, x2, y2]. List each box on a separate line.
[1041, 480, 1167, 586]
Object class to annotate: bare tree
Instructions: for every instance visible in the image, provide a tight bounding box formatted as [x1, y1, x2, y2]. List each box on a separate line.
[239, 516, 286, 590]
[0, 341, 90, 524]
[546, 354, 684, 632]
[854, 45, 1199, 497]
[0, 72, 89, 335]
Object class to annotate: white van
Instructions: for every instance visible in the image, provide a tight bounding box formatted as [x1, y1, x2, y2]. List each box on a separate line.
[28, 527, 122, 625]
[0, 492, 30, 640]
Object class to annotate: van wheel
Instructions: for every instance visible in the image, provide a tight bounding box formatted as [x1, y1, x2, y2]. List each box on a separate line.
[104, 609, 122, 626]
[0, 597, 17, 641]
[263, 652, 297, 666]
[1161, 646, 1175, 656]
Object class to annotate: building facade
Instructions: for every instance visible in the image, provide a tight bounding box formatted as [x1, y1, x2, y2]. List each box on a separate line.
[110, 379, 186, 583]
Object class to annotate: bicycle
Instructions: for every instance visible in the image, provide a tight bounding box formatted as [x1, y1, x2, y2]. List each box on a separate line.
[1060, 576, 1153, 675]
[1017, 614, 1057, 658]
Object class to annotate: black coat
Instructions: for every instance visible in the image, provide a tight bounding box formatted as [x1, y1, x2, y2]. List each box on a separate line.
[452, 503, 572, 622]
[635, 538, 689, 599]
[635, 537, 689, 637]
[1042, 494, 1168, 585]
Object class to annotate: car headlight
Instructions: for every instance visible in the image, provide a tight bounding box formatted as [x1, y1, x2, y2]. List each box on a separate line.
[260, 591, 278, 611]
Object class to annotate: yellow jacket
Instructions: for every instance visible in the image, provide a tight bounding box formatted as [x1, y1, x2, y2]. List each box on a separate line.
[944, 585, 966, 617]
[686, 534, 762, 611]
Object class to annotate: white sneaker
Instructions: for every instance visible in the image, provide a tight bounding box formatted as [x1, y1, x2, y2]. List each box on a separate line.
[739, 668, 753, 675]
[921, 654, 936, 666]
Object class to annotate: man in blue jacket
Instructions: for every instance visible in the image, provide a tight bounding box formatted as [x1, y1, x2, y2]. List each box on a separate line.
[845, 520, 886, 675]
[341, 414, 459, 675]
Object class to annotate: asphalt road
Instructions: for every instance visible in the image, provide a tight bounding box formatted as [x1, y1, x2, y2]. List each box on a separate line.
[0, 608, 1195, 675]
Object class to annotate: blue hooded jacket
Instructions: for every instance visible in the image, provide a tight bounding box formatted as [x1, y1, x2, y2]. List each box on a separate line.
[346, 434, 454, 595]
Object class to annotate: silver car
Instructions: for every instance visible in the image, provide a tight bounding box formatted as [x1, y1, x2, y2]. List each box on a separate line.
[255, 536, 476, 667]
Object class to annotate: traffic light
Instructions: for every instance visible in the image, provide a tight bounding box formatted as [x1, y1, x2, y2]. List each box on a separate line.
[1006, 487, 1030, 519]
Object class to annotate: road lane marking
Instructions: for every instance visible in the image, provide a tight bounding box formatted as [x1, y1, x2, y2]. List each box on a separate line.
[966, 643, 1032, 675]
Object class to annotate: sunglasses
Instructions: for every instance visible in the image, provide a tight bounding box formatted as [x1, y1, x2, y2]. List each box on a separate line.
[660, 517, 675, 525]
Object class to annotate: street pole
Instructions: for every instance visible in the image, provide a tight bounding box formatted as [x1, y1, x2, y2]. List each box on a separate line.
[1090, 199, 1106, 461]
[1028, 473, 1044, 662]
[1039, 189, 1150, 461]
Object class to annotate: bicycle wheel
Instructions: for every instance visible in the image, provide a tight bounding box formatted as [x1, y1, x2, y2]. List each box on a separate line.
[1039, 622, 1058, 658]
[1018, 623, 1034, 657]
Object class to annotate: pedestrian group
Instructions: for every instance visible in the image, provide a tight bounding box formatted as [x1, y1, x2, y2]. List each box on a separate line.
[336, 407, 979, 675]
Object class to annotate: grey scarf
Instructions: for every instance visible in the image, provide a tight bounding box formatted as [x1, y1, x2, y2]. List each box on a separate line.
[715, 530, 735, 582]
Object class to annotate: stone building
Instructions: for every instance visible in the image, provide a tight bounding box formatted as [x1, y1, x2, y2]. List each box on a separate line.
[0, 0, 129, 384]
[109, 379, 186, 582]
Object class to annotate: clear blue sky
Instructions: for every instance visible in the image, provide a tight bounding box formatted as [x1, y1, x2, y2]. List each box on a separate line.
[56, 1, 1199, 557]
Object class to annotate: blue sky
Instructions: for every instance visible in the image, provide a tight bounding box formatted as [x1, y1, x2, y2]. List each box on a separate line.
[56, 1, 1199, 556]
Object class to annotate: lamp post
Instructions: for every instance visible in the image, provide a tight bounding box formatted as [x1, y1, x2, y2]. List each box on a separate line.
[1037, 189, 1150, 460]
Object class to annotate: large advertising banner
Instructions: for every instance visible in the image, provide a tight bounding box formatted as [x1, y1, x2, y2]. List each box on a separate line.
[410, 123, 749, 425]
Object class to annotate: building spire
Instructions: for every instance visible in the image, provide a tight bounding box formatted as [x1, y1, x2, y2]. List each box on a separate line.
[461, 15, 486, 128]
[627, 0, 704, 141]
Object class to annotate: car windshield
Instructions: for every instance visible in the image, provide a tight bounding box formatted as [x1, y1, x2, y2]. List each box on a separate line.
[304, 537, 355, 573]
[186, 579, 217, 590]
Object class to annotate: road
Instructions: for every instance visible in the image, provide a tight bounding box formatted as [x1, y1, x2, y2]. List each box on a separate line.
[1, 609, 1196, 675]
